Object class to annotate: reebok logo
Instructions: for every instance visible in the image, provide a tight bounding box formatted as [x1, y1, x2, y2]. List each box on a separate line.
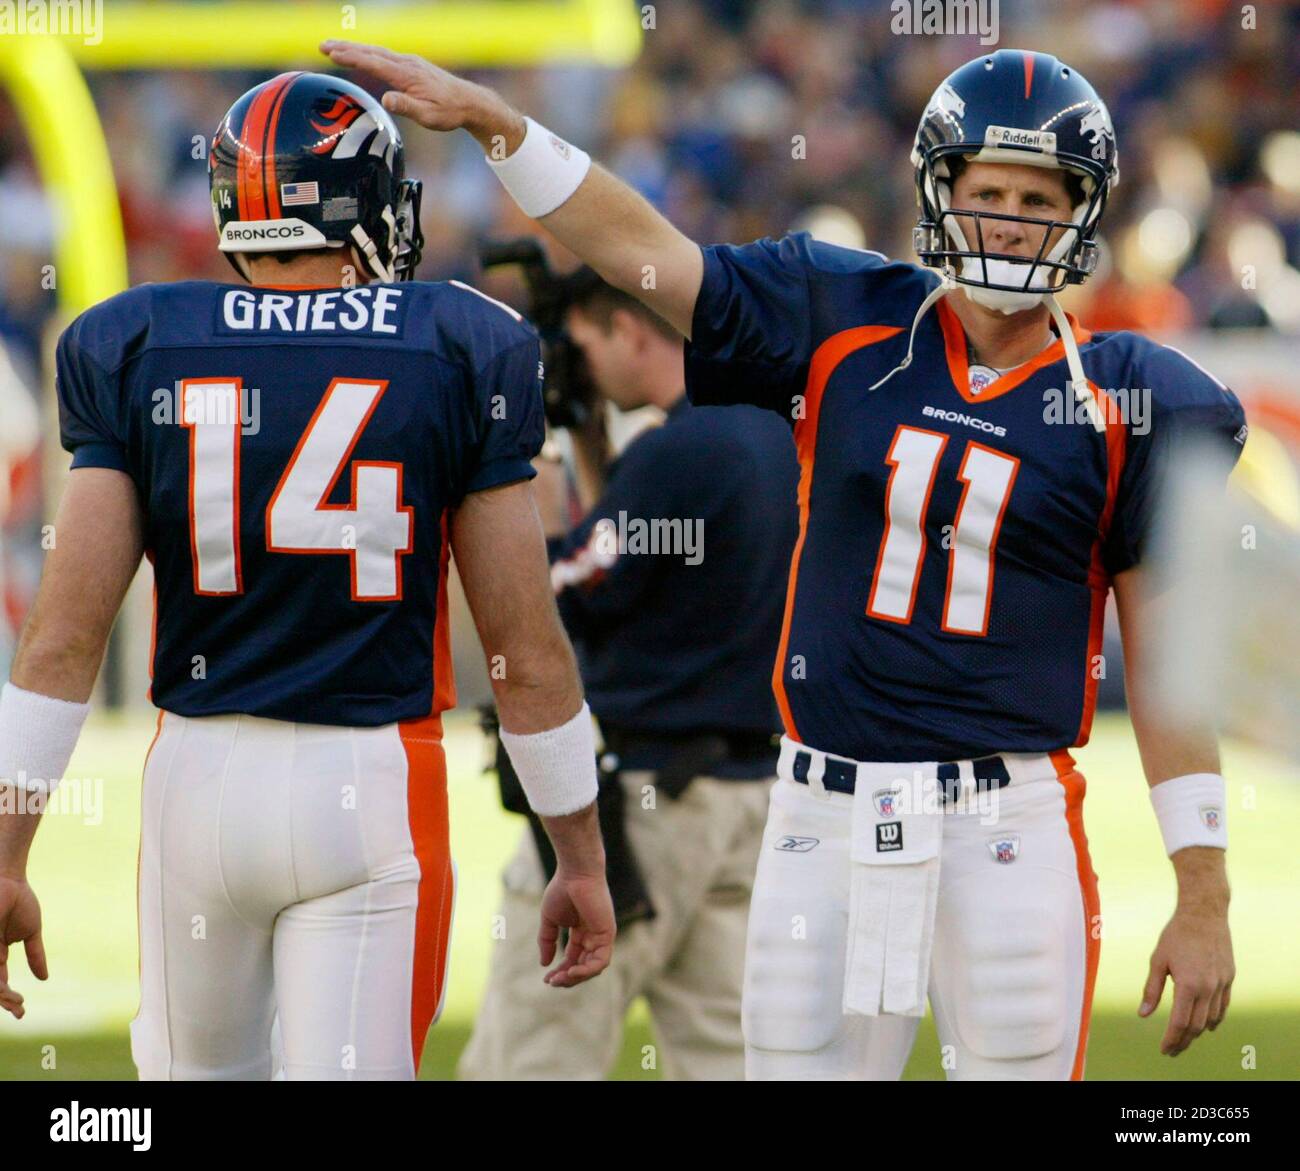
[774, 835, 820, 852]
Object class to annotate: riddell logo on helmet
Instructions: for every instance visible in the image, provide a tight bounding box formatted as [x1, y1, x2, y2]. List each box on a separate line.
[984, 125, 1058, 153]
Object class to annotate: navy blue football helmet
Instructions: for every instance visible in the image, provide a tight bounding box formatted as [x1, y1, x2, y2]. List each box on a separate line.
[210, 72, 423, 283]
[911, 50, 1119, 307]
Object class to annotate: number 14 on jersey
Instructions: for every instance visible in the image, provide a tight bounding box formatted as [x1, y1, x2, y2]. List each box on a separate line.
[182, 378, 413, 602]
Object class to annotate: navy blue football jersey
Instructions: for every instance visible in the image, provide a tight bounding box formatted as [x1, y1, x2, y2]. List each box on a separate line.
[685, 233, 1247, 762]
[56, 280, 544, 726]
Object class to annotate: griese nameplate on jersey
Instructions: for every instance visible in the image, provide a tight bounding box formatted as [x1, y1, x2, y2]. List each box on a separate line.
[218, 286, 405, 336]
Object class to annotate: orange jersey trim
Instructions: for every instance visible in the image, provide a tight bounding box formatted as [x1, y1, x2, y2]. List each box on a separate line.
[432, 510, 457, 715]
[935, 297, 1093, 405]
[1075, 382, 1127, 746]
[772, 324, 905, 739]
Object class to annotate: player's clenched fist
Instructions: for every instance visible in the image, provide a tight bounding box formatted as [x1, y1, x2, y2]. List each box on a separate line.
[319, 41, 524, 153]
[538, 869, 616, 988]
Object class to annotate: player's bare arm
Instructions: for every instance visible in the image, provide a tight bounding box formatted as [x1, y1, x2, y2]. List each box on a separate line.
[0, 468, 144, 1018]
[319, 40, 703, 337]
[451, 479, 614, 987]
[1114, 566, 1234, 1057]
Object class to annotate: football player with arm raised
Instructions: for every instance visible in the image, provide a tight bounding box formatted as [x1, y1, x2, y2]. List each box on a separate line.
[322, 42, 1238, 1076]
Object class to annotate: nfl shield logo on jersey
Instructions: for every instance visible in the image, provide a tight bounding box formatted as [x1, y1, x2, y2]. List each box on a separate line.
[968, 364, 999, 395]
[988, 834, 1020, 864]
[873, 787, 900, 817]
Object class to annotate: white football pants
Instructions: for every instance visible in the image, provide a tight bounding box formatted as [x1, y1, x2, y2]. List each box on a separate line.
[743, 747, 1099, 1080]
[130, 711, 455, 1080]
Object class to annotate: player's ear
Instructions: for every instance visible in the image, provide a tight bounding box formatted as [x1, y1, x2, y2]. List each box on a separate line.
[610, 306, 644, 349]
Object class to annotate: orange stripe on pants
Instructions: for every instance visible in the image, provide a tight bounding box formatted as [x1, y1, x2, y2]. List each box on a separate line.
[399, 715, 454, 1074]
[1053, 750, 1101, 1080]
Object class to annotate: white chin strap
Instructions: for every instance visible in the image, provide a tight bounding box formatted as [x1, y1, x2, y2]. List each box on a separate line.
[868, 272, 954, 392]
[869, 271, 1106, 433]
[1045, 293, 1106, 433]
[350, 207, 399, 283]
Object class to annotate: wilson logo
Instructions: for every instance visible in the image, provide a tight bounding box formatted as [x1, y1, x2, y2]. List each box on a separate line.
[876, 822, 903, 852]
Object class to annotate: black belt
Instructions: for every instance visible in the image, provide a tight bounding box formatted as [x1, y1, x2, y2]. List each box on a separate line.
[791, 750, 1011, 803]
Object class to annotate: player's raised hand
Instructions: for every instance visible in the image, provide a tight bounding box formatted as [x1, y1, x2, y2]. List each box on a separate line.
[319, 41, 524, 151]
[1139, 906, 1234, 1057]
[537, 868, 615, 988]
[0, 875, 48, 1020]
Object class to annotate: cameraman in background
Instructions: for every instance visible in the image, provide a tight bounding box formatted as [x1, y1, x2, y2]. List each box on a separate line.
[460, 267, 798, 1080]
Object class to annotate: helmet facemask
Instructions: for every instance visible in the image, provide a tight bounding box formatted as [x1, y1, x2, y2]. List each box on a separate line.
[390, 179, 425, 281]
[913, 146, 1108, 313]
[348, 178, 424, 283]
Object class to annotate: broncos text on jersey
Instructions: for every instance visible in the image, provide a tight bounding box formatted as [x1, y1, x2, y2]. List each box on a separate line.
[685, 232, 1246, 762]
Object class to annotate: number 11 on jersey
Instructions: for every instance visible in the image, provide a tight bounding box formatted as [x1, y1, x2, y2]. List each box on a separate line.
[867, 424, 1019, 636]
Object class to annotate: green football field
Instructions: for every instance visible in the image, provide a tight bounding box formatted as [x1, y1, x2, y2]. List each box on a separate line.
[1, 710, 1295, 1081]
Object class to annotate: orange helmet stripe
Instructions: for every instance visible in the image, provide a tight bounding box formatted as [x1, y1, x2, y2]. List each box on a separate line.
[262, 72, 304, 219]
[235, 72, 298, 222]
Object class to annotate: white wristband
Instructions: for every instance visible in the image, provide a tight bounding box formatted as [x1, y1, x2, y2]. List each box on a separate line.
[1149, 772, 1227, 855]
[0, 682, 90, 794]
[485, 116, 592, 219]
[499, 701, 598, 817]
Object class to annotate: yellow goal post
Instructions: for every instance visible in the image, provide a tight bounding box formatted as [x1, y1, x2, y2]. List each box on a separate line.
[0, 0, 643, 315]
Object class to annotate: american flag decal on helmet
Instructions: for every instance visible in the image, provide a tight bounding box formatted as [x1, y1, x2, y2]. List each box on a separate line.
[281, 181, 320, 206]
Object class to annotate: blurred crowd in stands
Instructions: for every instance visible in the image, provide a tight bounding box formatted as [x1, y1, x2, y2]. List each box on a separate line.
[1, 0, 1298, 652]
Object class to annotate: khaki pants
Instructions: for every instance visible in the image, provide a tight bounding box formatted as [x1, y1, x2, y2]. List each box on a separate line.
[458, 770, 774, 1080]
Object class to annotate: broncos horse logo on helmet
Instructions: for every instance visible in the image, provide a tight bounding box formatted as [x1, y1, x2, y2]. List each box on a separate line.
[210, 72, 423, 283]
[910, 49, 1119, 314]
[1079, 106, 1116, 163]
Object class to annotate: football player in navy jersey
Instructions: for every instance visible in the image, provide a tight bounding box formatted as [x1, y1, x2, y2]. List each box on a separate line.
[0, 73, 615, 1079]
[326, 42, 1247, 1080]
